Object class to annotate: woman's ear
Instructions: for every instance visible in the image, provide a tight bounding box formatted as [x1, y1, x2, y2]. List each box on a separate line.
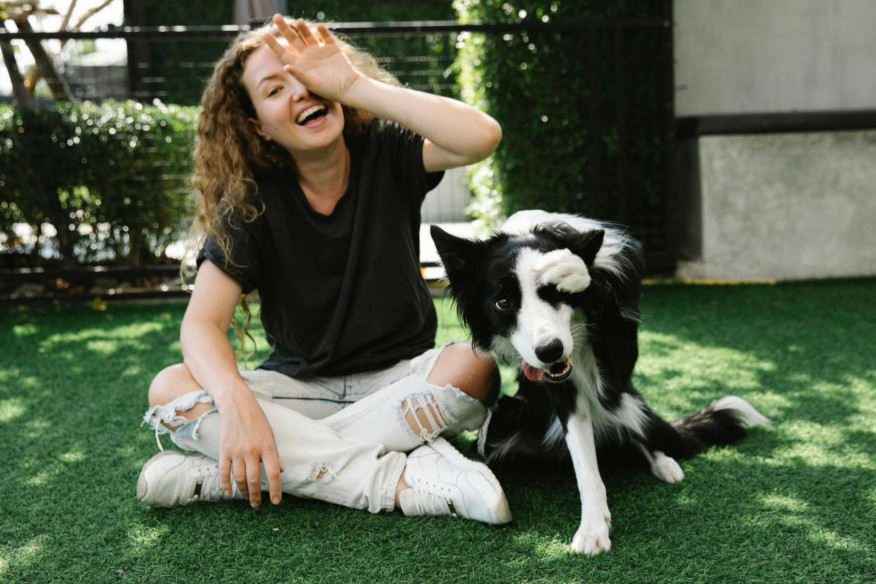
[249, 118, 271, 141]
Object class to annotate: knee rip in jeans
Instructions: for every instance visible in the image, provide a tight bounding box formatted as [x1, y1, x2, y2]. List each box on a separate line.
[400, 394, 450, 443]
[142, 390, 216, 451]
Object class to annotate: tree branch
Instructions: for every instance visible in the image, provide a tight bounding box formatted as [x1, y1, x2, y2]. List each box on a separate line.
[70, 0, 115, 32]
[14, 15, 73, 102]
[59, 0, 77, 32]
[0, 23, 32, 108]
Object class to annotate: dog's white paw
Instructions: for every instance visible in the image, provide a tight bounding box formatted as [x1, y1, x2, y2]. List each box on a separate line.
[570, 517, 612, 555]
[534, 249, 591, 293]
[651, 451, 685, 484]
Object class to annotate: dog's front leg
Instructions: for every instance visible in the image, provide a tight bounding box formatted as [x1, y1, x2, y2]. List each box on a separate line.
[565, 409, 612, 555]
[534, 249, 592, 293]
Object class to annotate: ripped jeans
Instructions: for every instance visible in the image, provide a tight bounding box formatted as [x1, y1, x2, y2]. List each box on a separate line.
[142, 343, 488, 513]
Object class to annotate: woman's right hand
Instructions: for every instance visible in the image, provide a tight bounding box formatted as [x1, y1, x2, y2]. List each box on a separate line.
[218, 389, 285, 507]
[262, 15, 362, 105]
[181, 260, 285, 508]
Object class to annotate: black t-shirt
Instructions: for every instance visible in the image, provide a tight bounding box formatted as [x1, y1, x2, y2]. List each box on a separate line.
[197, 118, 443, 378]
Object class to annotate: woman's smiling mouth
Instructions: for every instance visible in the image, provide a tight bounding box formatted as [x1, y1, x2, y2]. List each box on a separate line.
[297, 104, 328, 126]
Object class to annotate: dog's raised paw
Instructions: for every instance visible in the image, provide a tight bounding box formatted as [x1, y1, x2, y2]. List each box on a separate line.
[571, 521, 611, 555]
[534, 249, 591, 293]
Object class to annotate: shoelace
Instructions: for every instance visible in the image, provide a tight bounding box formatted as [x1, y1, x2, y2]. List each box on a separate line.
[407, 490, 456, 517]
[406, 475, 457, 517]
[190, 461, 227, 502]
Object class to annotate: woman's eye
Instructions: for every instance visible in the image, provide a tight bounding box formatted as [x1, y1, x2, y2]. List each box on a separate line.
[266, 87, 281, 97]
[494, 298, 511, 311]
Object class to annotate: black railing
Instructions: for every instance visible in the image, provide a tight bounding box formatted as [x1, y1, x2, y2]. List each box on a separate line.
[0, 18, 676, 303]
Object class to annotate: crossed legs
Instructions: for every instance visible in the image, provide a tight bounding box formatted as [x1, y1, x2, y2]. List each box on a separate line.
[143, 343, 499, 512]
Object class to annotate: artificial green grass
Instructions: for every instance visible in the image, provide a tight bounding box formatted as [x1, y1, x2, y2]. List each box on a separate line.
[1, 279, 874, 583]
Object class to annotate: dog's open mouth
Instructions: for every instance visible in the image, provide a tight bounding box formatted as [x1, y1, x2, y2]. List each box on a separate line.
[521, 357, 573, 383]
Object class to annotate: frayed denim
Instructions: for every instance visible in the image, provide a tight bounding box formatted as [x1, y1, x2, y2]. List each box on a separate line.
[142, 344, 487, 513]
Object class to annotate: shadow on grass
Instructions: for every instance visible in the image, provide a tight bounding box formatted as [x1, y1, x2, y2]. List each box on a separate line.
[481, 441, 875, 582]
[1, 281, 875, 582]
[636, 279, 875, 421]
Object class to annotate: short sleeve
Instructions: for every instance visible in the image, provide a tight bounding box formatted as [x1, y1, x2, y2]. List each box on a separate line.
[196, 212, 261, 293]
[378, 120, 445, 205]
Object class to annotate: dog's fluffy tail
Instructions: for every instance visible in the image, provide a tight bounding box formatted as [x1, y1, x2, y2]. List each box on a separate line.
[650, 396, 770, 460]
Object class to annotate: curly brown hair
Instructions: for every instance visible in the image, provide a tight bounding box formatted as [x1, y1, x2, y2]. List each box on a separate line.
[186, 18, 399, 360]
[188, 18, 399, 266]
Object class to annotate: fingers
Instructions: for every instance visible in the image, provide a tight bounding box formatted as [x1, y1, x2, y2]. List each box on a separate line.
[262, 16, 301, 65]
[225, 454, 284, 507]
[272, 14, 303, 48]
[246, 456, 263, 507]
[232, 456, 250, 501]
[269, 14, 331, 48]
[262, 31, 291, 63]
[263, 454, 284, 506]
[315, 24, 335, 45]
[293, 18, 318, 46]
[219, 455, 233, 496]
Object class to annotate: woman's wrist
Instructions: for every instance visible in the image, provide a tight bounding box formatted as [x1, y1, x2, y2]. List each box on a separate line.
[340, 73, 382, 114]
[208, 377, 255, 412]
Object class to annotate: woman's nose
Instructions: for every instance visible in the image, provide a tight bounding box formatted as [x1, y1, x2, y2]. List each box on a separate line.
[288, 74, 309, 101]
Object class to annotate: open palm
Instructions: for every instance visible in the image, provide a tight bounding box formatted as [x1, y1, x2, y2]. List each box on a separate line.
[262, 16, 361, 103]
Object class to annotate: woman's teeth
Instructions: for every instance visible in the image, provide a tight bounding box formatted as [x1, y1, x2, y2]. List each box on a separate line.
[297, 105, 327, 125]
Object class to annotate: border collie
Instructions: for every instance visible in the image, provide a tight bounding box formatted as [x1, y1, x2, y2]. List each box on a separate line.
[431, 210, 769, 555]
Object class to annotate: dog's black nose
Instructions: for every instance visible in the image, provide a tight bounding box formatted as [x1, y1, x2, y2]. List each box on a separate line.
[535, 338, 564, 364]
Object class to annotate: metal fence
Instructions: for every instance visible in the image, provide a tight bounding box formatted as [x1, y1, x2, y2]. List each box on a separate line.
[0, 19, 675, 302]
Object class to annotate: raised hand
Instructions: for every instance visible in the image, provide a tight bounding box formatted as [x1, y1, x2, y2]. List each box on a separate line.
[262, 15, 362, 104]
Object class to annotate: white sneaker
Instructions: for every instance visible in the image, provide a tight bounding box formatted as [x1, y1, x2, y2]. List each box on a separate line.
[398, 437, 512, 525]
[137, 451, 240, 508]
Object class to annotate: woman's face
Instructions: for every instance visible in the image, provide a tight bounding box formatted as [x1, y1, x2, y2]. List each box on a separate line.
[241, 43, 345, 157]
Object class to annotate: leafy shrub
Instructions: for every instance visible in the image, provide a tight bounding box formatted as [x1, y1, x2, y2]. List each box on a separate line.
[0, 101, 198, 267]
[453, 0, 675, 259]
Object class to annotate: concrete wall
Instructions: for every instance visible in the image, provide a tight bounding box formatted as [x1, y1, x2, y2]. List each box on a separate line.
[421, 166, 470, 224]
[676, 131, 876, 280]
[674, 0, 876, 280]
[675, 0, 876, 116]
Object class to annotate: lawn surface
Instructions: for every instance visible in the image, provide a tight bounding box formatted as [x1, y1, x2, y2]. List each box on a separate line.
[1, 279, 874, 583]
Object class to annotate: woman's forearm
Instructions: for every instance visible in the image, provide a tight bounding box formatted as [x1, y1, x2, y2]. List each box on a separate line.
[345, 76, 502, 170]
[179, 260, 255, 411]
[180, 317, 253, 410]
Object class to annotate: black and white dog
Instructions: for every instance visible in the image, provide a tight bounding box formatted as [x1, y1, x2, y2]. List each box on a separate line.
[431, 210, 769, 555]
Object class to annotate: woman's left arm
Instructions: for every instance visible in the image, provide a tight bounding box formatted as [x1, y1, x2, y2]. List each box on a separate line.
[263, 15, 502, 171]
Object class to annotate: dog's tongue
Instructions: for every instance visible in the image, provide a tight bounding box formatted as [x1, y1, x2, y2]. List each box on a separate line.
[522, 361, 545, 382]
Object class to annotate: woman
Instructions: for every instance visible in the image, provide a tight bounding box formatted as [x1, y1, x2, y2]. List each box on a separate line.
[138, 15, 510, 524]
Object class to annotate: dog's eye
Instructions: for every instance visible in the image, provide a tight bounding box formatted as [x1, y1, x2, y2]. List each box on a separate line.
[494, 298, 511, 311]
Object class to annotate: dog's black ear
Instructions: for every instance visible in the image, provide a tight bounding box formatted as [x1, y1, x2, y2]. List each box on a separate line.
[430, 225, 486, 283]
[575, 229, 604, 265]
[538, 223, 605, 266]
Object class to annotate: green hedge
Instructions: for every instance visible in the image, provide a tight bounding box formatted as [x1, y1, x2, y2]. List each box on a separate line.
[0, 101, 198, 267]
[1, 1, 675, 269]
[454, 0, 673, 233]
